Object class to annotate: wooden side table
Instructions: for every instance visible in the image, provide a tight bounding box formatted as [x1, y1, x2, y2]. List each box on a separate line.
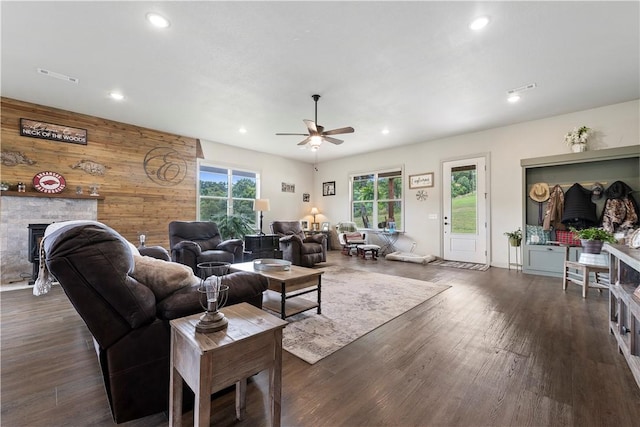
[169, 303, 287, 427]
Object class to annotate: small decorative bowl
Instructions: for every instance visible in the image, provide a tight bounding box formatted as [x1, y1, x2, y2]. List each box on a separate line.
[0, 183, 10, 191]
[253, 258, 292, 271]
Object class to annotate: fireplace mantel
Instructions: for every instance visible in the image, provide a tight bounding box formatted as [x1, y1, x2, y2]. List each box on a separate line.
[1, 193, 100, 287]
[1, 190, 104, 200]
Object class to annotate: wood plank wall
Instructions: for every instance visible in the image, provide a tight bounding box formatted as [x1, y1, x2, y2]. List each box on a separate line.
[1, 97, 197, 249]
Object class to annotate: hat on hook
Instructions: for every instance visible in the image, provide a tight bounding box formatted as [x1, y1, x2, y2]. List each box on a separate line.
[529, 182, 550, 203]
[591, 182, 604, 201]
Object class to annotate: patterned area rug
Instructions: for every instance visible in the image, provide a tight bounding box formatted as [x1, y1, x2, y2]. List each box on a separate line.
[279, 267, 450, 364]
[429, 259, 490, 271]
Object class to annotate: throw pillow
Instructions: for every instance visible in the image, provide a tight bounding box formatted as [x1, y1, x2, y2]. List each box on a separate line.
[526, 224, 550, 245]
[131, 255, 199, 301]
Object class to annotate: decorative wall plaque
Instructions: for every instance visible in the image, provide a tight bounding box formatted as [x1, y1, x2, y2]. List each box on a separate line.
[33, 171, 66, 193]
[20, 118, 87, 145]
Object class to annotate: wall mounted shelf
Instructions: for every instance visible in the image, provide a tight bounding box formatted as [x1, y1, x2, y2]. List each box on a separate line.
[0, 190, 104, 200]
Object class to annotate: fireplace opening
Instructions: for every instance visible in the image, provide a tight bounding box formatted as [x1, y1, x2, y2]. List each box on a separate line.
[28, 224, 50, 285]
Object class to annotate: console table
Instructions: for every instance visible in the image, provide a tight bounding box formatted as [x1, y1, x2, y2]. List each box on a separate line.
[373, 230, 401, 255]
[605, 243, 640, 389]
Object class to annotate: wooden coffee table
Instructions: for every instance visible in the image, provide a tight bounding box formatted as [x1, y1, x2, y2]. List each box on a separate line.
[231, 262, 323, 319]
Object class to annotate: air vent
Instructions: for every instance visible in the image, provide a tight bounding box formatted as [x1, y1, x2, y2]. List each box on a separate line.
[37, 68, 79, 84]
[507, 83, 536, 95]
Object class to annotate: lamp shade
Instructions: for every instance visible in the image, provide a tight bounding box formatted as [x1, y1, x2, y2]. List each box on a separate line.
[253, 199, 270, 212]
[310, 207, 319, 215]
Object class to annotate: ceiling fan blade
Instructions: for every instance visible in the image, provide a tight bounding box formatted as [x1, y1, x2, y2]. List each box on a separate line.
[276, 133, 309, 136]
[323, 136, 344, 145]
[303, 119, 318, 134]
[323, 126, 355, 136]
[297, 136, 312, 146]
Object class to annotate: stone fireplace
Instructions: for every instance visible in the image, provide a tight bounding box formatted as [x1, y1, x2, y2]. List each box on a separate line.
[0, 194, 98, 287]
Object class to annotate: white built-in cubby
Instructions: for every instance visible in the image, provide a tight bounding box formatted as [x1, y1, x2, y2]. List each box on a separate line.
[520, 146, 639, 277]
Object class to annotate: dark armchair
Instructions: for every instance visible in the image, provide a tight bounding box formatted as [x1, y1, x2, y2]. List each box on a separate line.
[43, 221, 267, 423]
[169, 221, 244, 273]
[270, 220, 327, 267]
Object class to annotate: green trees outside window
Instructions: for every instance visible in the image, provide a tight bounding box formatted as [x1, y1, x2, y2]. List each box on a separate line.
[199, 165, 259, 238]
[351, 169, 403, 230]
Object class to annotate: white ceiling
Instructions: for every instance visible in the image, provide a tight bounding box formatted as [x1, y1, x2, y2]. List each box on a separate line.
[2, 1, 639, 163]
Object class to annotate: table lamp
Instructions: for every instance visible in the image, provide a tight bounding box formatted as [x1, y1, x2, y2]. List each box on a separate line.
[310, 207, 320, 230]
[253, 198, 270, 235]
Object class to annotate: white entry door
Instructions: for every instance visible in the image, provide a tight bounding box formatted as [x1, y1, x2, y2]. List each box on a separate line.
[442, 157, 488, 264]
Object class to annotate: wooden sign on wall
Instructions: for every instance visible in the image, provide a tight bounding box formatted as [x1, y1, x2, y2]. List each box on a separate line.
[20, 118, 87, 145]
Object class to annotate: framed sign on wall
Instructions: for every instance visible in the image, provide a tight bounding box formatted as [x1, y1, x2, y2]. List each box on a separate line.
[409, 172, 434, 189]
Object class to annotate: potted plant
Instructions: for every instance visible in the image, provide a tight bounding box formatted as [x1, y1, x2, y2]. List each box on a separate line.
[211, 213, 255, 240]
[504, 228, 522, 247]
[564, 126, 592, 152]
[569, 227, 616, 254]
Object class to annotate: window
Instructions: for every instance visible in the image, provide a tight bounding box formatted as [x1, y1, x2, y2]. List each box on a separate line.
[198, 164, 259, 225]
[350, 168, 403, 230]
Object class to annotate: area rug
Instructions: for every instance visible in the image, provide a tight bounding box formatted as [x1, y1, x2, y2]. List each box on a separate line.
[429, 259, 490, 271]
[279, 267, 450, 364]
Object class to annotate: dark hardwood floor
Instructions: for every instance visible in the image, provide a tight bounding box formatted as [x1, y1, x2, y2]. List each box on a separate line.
[2, 251, 639, 426]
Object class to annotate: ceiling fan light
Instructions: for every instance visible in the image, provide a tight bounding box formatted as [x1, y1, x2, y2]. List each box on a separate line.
[310, 135, 323, 148]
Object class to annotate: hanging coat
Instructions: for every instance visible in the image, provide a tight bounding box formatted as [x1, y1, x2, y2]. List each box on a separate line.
[561, 183, 598, 229]
[543, 185, 565, 231]
[601, 181, 639, 233]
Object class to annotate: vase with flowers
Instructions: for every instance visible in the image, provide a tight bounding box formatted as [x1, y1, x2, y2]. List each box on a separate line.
[564, 126, 592, 152]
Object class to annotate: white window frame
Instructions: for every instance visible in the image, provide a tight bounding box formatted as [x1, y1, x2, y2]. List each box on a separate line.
[349, 166, 404, 231]
[197, 161, 261, 221]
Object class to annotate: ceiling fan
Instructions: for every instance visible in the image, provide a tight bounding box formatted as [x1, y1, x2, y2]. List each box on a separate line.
[276, 94, 354, 151]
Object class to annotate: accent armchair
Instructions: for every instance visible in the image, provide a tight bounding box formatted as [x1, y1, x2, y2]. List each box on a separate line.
[169, 221, 244, 273]
[270, 220, 326, 267]
[336, 221, 367, 256]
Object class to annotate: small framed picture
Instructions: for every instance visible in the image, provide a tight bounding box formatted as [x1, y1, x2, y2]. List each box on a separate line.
[312, 222, 320, 231]
[300, 220, 309, 230]
[303, 193, 310, 202]
[321, 222, 330, 232]
[281, 182, 295, 193]
[323, 181, 336, 196]
[409, 172, 434, 189]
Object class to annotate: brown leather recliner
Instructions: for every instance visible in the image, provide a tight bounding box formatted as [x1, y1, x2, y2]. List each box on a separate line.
[169, 221, 244, 273]
[270, 220, 327, 267]
[44, 222, 267, 423]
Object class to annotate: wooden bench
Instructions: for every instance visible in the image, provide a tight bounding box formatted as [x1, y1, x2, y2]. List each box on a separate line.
[562, 260, 609, 298]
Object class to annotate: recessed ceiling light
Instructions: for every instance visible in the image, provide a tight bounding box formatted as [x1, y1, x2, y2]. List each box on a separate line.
[239, 127, 247, 134]
[146, 12, 170, 28]
[507, 94, 521, 103]
[109, 92, 125, 101]
[469, 16, 490, 31]
[382, 128, 390, 135]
